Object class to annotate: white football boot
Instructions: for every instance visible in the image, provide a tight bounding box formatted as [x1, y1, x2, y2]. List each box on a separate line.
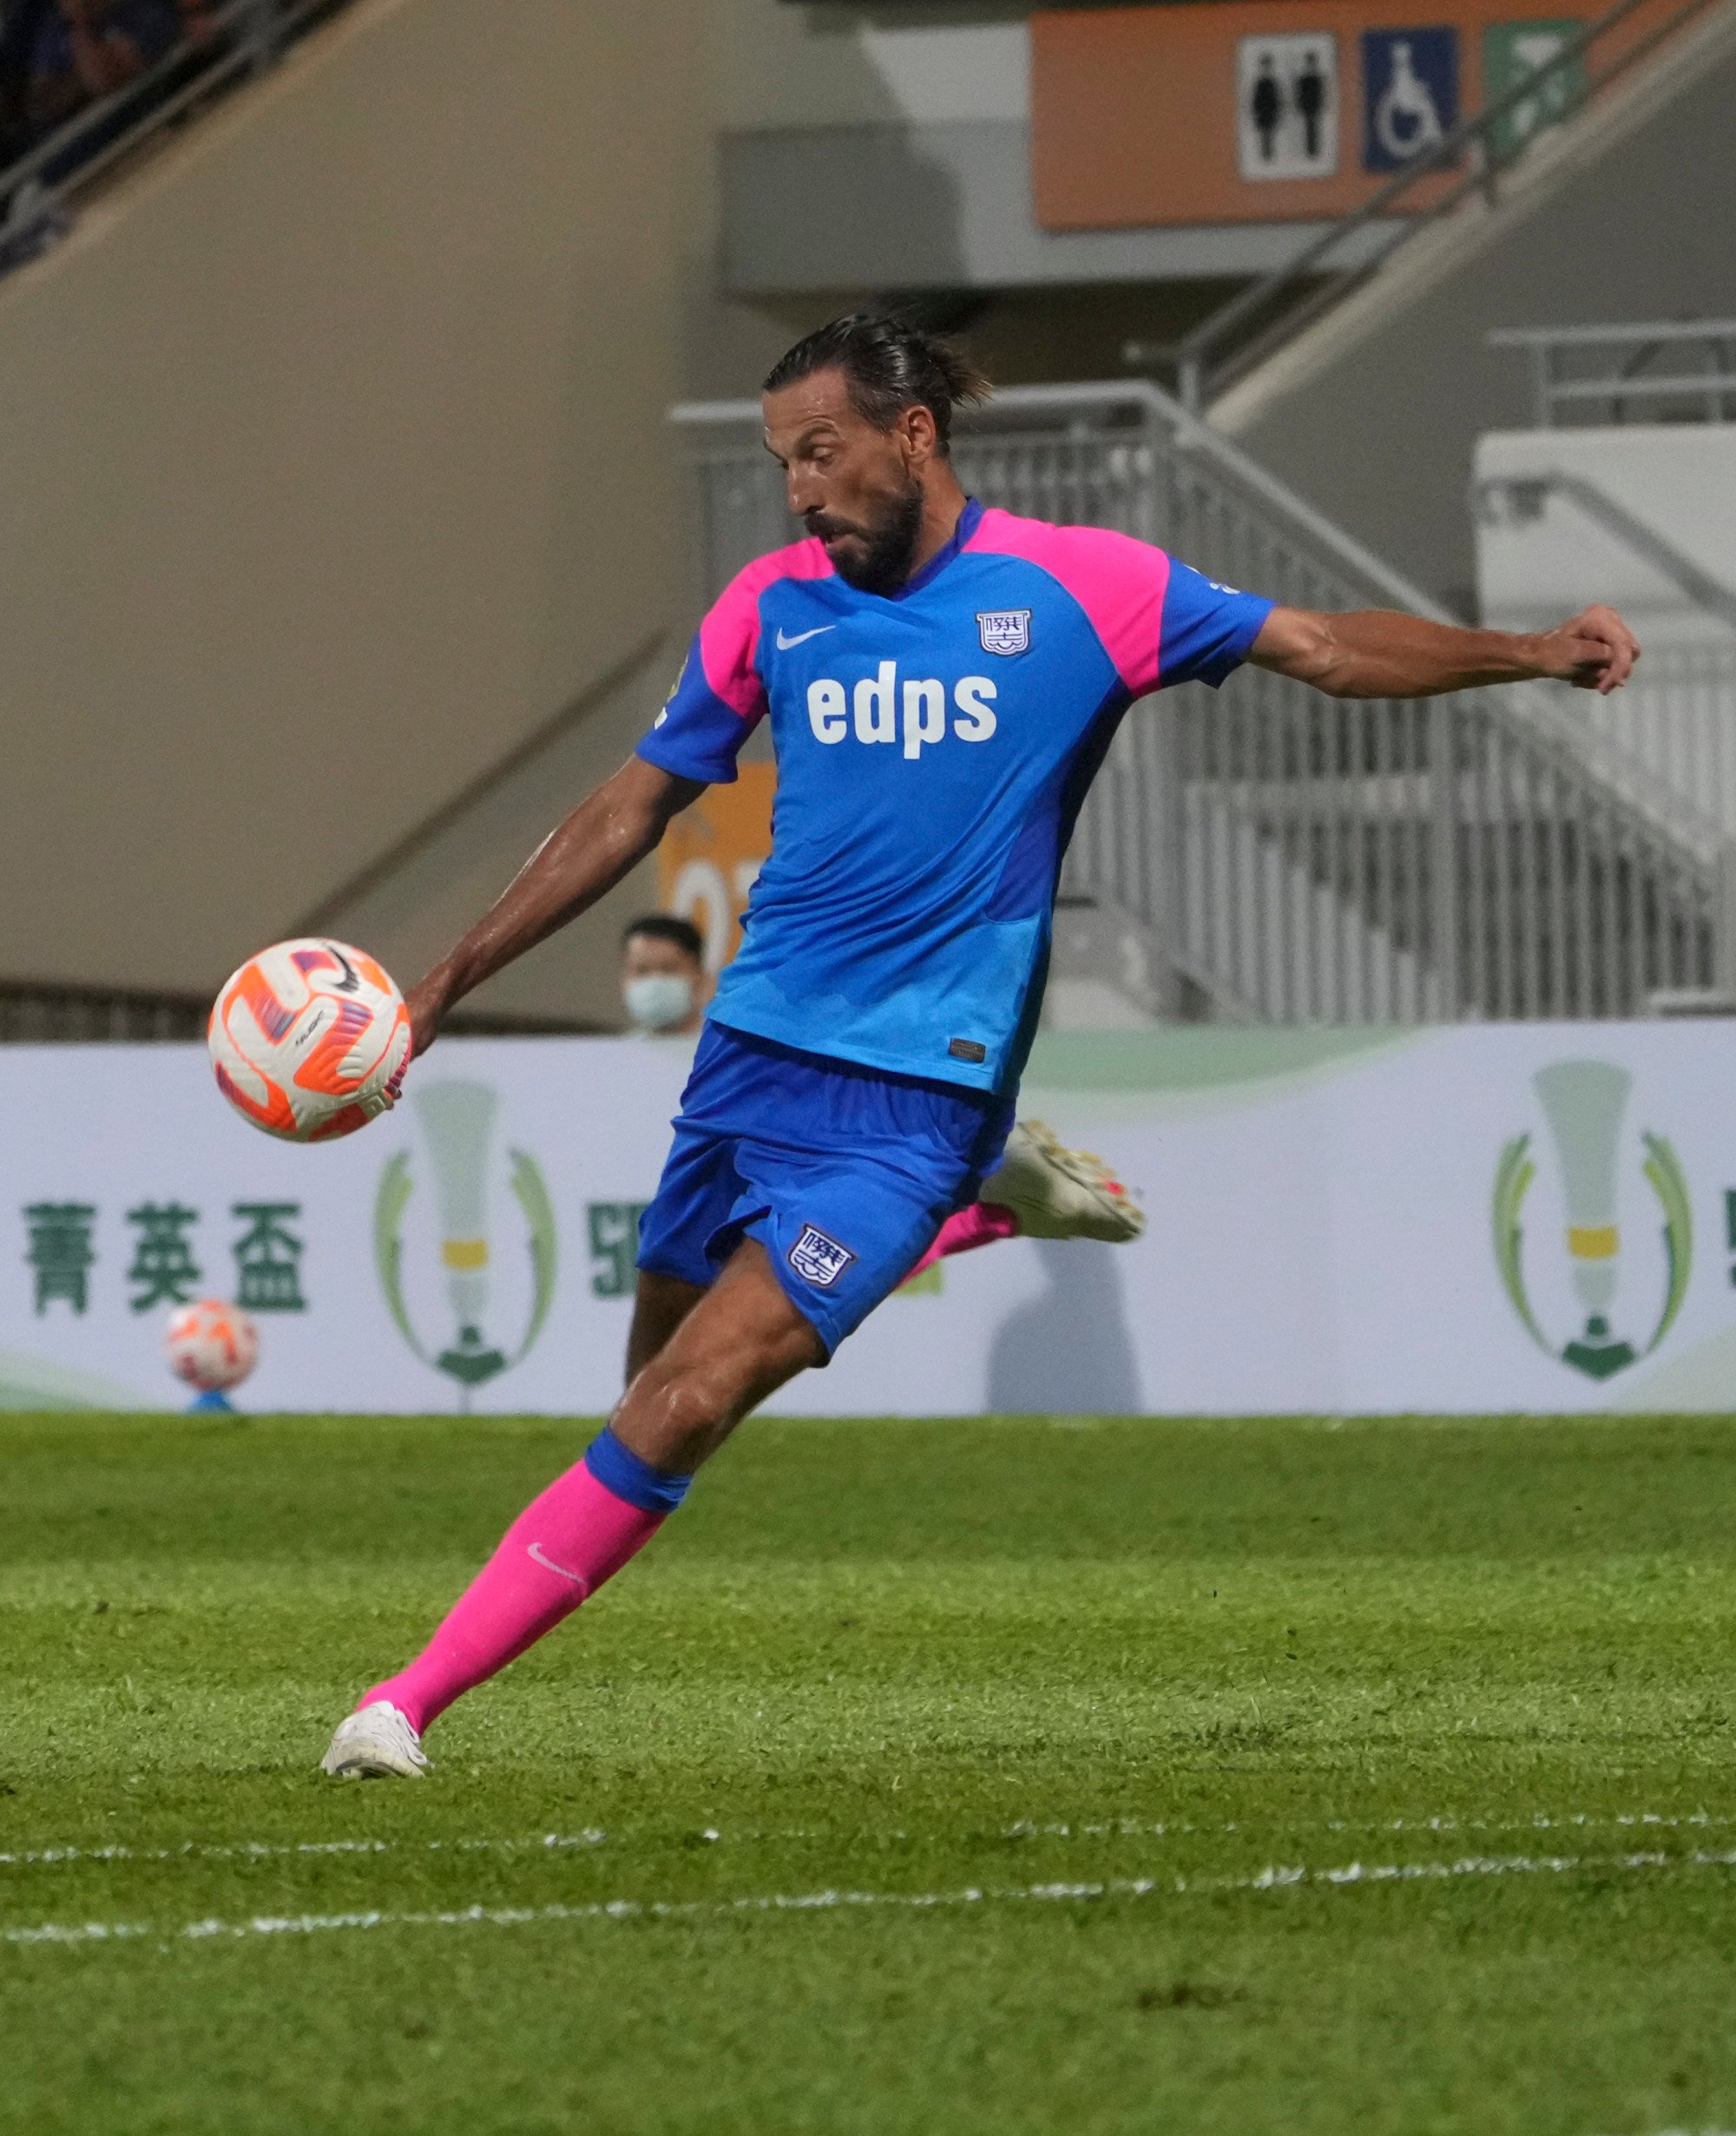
[320, 1700, 430, 1779]
[979, 1119, 1146, 1244]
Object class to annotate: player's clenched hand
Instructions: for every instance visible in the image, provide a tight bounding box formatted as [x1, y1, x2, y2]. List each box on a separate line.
[1527, 605, 1641, 695]
[378, 987, 437, 1113]
[403, 973, 451, 1067]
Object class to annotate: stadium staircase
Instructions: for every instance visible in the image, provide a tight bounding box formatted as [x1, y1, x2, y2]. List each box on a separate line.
[674, 381, 1726, 1024]
[0, 0, 707, 1041]
[6, 0, 1727, 1035]
[777, 0, 1736, 1028]
[1140, 0, 1736, 851]
[1153, 0, 1736, 430]
[1144, 0, 1725, 423]
[0, 0, 358, 274]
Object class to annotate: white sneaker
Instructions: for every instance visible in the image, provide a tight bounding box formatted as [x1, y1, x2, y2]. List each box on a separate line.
[979, 1119, 1146, 1244]
[320, 1700, 430, 1779]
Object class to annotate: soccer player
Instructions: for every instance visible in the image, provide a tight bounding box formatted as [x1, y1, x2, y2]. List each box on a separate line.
[324, 314, 1638, 1778]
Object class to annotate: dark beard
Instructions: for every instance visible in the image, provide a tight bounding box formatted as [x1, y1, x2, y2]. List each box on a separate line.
[824, 482, 926, 596]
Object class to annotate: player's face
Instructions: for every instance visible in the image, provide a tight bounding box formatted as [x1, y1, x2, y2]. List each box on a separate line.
[763, 370, 927, 595]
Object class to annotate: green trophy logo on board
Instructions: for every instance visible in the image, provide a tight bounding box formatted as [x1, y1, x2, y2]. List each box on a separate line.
[1494, 1060, 1692, 1379]
[374, 1080, 557, 1402]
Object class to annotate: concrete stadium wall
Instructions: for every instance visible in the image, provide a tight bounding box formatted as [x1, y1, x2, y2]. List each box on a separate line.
[0, 0, 708, 1025]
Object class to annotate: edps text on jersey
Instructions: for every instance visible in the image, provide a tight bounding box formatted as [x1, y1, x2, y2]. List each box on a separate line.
[804, 662, 998, 758]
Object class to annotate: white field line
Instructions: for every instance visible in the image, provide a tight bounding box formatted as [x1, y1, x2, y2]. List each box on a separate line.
[0, 1830, 607, 1871]
[9, 1842, 1736, 1953]
[1004, 1810, 1736, 1842]
[3, 1808, 1727, 1877]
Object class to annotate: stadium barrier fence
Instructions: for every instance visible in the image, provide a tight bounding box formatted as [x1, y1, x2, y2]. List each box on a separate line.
[1488, 319, 1736, 430]
[673, 380, 1730, 1024]
[0, 978, 603, 1046]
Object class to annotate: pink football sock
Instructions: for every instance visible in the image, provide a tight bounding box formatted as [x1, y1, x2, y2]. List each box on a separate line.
[362, 1461, 665, 1735]
[906, 1199, 1021, 1278]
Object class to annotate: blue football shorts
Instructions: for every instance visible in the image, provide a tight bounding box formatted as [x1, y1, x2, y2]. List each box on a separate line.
[635, 1020, 1016, 1357]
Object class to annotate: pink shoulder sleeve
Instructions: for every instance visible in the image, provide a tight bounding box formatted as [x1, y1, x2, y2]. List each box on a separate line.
[699, 536, 834, 717]
[965, 509, 1168, 698]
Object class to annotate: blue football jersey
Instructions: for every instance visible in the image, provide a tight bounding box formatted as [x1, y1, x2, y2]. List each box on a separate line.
[637, 498, 1273, 1093]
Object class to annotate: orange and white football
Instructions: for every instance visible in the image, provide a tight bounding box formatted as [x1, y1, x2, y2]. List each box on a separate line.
[165, 1298, 260, 1393]
[208, 937, 410, 1143]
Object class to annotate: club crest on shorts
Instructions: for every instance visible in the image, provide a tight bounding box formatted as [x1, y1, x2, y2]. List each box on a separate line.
[788, 1224, 856, 1288]
[976, 608, 1031, 657]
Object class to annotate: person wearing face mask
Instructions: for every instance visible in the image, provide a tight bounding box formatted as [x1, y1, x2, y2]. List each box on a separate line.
[621, 913, 711, 1037]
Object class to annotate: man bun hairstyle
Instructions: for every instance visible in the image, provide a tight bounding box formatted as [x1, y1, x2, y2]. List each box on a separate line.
[763, 313, 990, 455]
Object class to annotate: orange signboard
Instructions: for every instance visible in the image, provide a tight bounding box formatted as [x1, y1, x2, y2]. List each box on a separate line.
[1030, 0, 1652, 231]
[655, 763, 776, 973]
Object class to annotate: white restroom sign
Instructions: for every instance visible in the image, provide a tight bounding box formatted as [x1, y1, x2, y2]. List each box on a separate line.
[1237, 34, 1339, 181]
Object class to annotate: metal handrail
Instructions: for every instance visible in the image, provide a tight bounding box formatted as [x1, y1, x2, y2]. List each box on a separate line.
[1477, 471, 1736, 633]
[1542, 375, 1736, 403]
[1152, 0, 1725, 413]
[673, 378, 1448, 619]
[0, 975, 607, 1044]
[1489, 320, 1736, 425]
[0, 0, 355, 269]
[1490, 319, 1736, 349]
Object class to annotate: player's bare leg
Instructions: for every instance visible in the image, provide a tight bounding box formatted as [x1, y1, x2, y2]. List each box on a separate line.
[611, 1240, 823, 1471]
[323, 1241, 819, 1776]
[626, 1267, 708, 1379]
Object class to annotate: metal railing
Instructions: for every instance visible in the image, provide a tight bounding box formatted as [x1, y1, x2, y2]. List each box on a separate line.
[1489, 320, 1736, 427]
[0, 977, 606, 1045]
[1476, 468, 1736, 633]
[0, 977, 211, 1043]
[0, 0, 357, 275]
[672, 380, 1726, 1023]
[1145, 0, 1726, 414]
[1583, 641, 1736, 842]
[1474, 420, 1736, 843]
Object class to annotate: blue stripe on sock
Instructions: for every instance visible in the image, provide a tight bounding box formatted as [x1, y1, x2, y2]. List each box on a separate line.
[583, 1426, 692, 1515]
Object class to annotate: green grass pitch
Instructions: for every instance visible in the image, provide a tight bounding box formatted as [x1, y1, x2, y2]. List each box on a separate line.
[4, 1410, 1736, 2135]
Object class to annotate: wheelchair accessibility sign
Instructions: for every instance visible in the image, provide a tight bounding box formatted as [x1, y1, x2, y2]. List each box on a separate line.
[1360, 26, 1459, 171]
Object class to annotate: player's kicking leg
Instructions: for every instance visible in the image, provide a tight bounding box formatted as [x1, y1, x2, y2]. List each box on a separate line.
[322, 1247, 819, 1778]
[986, 1120, 1143, 1243]
[904, 1119, 1144, 1285]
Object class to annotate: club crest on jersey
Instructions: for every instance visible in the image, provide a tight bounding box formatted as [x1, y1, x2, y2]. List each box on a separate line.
[788, 1224, 856, 1288]
[976, 608, 1032, 657]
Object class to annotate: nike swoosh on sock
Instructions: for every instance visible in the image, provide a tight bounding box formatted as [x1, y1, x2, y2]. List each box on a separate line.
[526, 1541, 586, 1584]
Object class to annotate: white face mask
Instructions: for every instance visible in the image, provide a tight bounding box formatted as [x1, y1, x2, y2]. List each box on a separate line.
[624, 972, 695, 1034]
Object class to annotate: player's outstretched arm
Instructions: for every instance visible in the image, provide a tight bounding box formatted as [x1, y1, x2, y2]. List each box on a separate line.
[404, 756, 705, 1057]
[1247, 602, 1640, 700]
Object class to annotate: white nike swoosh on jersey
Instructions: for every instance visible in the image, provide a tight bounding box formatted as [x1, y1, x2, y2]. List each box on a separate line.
[775, 625, 836, 650]
[527, 1541, 585, 1585]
